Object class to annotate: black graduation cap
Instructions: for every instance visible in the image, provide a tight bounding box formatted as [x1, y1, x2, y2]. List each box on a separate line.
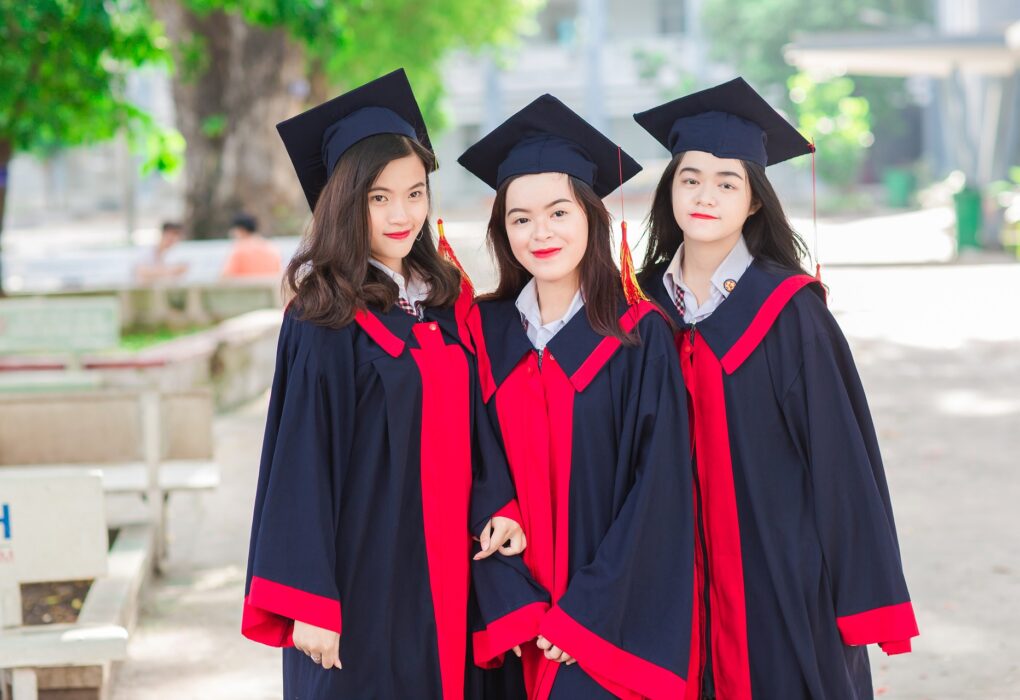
[457, 94, 641, 198]
[277, 68, 432, 211]
[633, 77, 812, 167]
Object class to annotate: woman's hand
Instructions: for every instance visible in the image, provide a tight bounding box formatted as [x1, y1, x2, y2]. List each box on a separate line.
[536, 635, 575, 665]
[473, 516, 526, 559]
[293, 620, 342, 670]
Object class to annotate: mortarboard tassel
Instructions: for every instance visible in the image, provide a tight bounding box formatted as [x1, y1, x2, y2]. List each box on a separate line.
[616, 146, 647, 306]
[436, 217, 474, 295]
[432, 156, 474, 294]
[809, 140, 822, 284]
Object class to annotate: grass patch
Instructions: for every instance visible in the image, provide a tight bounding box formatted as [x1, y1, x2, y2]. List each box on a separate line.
[118, 326, 207, 351]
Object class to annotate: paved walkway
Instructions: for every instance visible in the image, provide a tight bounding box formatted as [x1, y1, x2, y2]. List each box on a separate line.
[109, 257, 1020, 699]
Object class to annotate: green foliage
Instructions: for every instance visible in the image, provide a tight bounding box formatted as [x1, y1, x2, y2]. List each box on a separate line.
[0, 0, 175, 173]
[200, 114, 227, 138]
[788, 73, 872, 187]
[180, 0, 542, 130]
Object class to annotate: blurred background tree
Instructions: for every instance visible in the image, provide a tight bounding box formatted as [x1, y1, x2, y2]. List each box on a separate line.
[0, 0, 181, 295]
[788, 73, 873, 187]
[151, 0, 540, 239]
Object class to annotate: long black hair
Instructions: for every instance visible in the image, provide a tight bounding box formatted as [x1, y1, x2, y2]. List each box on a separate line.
[641, 153, 808, 274]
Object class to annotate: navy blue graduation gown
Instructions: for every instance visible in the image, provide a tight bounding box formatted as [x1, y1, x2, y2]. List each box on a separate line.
[641, 260, 919, 699]
[467, 298, 695, 700]
[242, 288, 521, 699]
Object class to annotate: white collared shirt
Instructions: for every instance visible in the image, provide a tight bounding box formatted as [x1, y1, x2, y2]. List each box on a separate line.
[663, 235, 754, 324]
[369, 258, 430, 308]
[515, 278, 585, 351]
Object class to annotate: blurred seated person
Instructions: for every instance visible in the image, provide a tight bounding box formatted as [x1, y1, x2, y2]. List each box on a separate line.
[221, 213, 282, 278]
[135, 221, 189, 283]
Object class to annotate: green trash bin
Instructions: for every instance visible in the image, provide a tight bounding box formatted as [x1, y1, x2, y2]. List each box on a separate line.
[954, 188, 982, 250]
[882, 168, 916, 208]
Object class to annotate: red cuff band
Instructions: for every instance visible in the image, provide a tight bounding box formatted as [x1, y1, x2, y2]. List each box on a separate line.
[242, 576, 341, 647]
[473, 601, 548, 668]
[879, 638, 912, 655]
[837, 601, 918, 651]
[539, 605, 686, 700]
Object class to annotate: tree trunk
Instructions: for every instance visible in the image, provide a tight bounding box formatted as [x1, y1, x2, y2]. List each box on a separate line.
[0, 138, 11, 297]
[151, 1, 309, 239]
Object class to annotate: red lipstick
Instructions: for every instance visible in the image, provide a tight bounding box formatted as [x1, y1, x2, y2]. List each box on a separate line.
[532, 247, 561, 259]
[384, 229, 412, 240]
[690, 213, 719, 220]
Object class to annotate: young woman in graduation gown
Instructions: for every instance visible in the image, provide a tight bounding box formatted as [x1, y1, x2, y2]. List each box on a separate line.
[458, 94, 696, 700]
[634, 78, 919, 699]
[241, 69, 526, 700]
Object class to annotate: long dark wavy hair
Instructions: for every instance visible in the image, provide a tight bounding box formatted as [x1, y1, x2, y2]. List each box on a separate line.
[480, 175, 637, 345]
[640, 152, 808, 274]
[285, 133, 462, 329]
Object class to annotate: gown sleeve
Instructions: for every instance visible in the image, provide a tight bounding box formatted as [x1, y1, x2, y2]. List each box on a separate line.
[465, 307, 551, 669]
[781, 309, 919, 655]
[539, 326, 695, 700]
[241, 311, 355, 647]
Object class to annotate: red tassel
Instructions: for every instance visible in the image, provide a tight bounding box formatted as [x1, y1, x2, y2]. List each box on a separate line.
[436, 218, 474, 295]
[616, 147, 646, 306]
[809, 140, 822, 284]
[619, 220, 647, 306]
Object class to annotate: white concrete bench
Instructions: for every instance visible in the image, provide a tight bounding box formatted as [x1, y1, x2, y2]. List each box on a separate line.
[0, 389, 220, 569]
[0, 470, 134, 700]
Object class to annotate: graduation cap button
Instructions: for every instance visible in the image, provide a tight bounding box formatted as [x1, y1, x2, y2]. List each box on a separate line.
[429, 323, 438, 331]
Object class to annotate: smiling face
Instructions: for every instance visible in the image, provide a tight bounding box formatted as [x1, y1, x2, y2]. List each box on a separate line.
[366, 153, 429, 273]
[671, 150, 759, 248]
[503, 172, 588, 287]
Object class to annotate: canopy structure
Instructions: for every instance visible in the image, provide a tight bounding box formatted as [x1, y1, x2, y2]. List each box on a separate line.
[784, 26, 1020, 188]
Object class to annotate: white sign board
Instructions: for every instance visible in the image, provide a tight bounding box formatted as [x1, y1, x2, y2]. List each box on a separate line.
[0, 469, 108, 584]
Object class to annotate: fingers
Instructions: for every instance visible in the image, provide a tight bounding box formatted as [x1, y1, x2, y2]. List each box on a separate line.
[500, 530, 526, 556]
[545, 645, 572, 663]
[321, 637, 342, 670]
[479, 519, 491, 552]
[475, 520, 508, 560]
[535, 635, 573, 664]
[293, 622, 342, 671]
[512, 645, 522, 658]
[474, 520, 493, 560]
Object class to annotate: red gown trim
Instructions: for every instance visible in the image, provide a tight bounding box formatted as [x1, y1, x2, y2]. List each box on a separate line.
[241, 575, 341, 648]
[569, 301, 662, 391]
[837, 601, 919, 655]
[541, 605, 688, 700]
[720, 274, 818, 373]
[473, 600, 550, 668]
[411, 321, 473, 700]
[354, 309, 406, 357]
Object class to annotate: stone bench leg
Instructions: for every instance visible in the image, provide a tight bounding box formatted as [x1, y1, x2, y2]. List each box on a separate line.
[11, 669, 38, 700]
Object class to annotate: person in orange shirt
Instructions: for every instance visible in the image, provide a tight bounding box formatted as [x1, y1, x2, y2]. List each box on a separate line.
[221, 214, 282, 278]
